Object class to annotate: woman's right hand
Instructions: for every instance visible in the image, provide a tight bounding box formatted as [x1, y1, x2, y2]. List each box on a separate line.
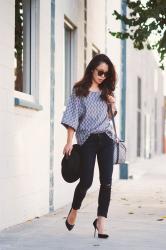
[63, 142, 73, 156]
[107, 94, 115, 104]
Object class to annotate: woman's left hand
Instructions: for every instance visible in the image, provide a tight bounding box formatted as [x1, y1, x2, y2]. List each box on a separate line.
[115, 138, 120, 143]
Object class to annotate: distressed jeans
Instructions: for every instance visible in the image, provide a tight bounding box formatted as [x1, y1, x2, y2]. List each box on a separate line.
[72, 132, 114, 218]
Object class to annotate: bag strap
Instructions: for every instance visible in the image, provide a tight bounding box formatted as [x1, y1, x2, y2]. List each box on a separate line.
[108, 104, 118, 139]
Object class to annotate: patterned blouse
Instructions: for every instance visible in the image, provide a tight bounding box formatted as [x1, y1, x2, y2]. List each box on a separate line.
[61, 89, 116, 145]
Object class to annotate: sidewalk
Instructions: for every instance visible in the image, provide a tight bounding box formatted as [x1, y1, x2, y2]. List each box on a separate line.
[0, 154, 166, 250]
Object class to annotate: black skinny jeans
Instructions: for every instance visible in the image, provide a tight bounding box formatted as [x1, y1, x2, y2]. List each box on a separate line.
[72, 132, 114, 218]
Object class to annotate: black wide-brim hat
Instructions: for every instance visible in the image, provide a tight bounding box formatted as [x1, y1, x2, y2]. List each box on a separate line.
[61, 144, 81, 183]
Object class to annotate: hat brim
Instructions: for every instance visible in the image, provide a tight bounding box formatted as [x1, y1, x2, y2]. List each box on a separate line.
[61, 144, 81, 183]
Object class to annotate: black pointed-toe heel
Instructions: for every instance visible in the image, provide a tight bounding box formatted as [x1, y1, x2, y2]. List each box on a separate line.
[93, 218, 109, 239]
[65, 219, 74, 231]
[65, 208, 75, 231]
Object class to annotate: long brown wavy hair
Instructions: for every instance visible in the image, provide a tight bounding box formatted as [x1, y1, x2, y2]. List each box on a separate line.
[74, 54, 117, 102]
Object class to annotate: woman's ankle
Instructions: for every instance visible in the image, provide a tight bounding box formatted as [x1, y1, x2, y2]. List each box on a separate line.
[67, 209, 77, 225]
[97, 216, 106, 234]
[71, 208, 77, 214]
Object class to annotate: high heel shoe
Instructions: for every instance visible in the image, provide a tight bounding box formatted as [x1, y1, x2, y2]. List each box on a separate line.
[93, 218, 109, 239]
[65, 208, 75, 231]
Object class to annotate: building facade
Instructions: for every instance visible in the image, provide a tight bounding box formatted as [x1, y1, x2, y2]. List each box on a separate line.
[126, 42, 164, 161]
[0, 0, 164, 230]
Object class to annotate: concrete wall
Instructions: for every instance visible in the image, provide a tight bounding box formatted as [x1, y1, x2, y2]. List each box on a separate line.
[0, 0, 51, 230]
[53, 0, 85, 209]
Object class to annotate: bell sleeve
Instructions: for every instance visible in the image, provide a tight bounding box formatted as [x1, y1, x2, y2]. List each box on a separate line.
[61, 90, 80, 131]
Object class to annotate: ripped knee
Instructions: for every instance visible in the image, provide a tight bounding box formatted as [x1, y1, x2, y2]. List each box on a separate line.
[100, 183, 112, 189]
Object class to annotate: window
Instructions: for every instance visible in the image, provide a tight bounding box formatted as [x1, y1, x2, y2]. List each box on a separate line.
[64, 18, 76, 105]
[14, 0, 39, 96]
[137, 77, 142, 157]
[92, 44, 100, 58]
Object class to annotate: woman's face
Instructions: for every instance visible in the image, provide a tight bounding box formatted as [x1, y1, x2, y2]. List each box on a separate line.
[92, 62, 109, 85]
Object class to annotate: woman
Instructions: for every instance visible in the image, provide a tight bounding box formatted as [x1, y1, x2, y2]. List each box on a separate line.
[61, 54, 117, 238]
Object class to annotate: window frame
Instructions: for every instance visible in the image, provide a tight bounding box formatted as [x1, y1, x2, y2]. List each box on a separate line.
[14, 0, 41, 110]
[92, 44, 100, 58]
[63, 17, 77, 106]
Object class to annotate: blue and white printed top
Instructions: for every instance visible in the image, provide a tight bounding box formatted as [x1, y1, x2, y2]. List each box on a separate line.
[61, 89, 116, 145]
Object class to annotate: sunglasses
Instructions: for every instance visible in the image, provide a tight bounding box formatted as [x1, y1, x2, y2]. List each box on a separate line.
[95, 69, 110, 78]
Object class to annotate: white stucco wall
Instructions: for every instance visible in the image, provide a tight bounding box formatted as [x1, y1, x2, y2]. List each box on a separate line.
[0, 0, 51, 230]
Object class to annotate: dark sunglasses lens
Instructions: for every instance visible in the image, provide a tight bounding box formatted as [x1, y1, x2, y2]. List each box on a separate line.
[97, 71, 105, 76]
[97, 70, 109, 77]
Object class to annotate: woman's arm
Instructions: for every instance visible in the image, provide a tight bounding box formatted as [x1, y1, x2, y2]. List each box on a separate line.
[107, 94, 117, 118]
[63, 127, 75, 156]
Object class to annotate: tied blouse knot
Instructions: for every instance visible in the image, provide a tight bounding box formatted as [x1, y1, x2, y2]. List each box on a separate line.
[61, 89, 116, 145]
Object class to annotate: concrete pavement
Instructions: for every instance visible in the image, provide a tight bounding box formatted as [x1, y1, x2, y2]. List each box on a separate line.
[0, 154, 166, 250]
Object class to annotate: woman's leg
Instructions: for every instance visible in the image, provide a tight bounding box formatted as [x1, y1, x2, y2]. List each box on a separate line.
[72, 137, 97, 209]
[96, 134, 114, 233]
[67, 135, 97, 225]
